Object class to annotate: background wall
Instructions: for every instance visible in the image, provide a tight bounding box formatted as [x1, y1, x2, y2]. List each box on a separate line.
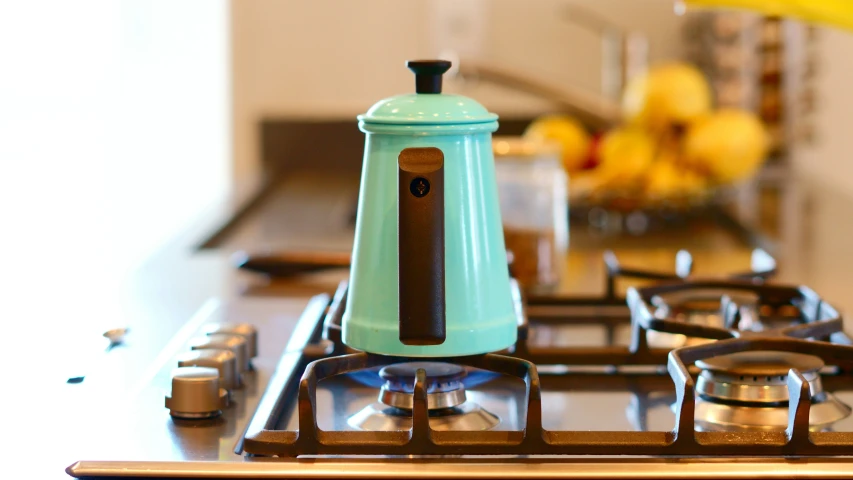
[0, 0, 229, 336]
[791, 28, 853, 193]
[230, 0, 686, 192]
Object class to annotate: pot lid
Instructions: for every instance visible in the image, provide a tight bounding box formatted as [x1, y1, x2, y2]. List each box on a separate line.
[359, 60, 497, 125]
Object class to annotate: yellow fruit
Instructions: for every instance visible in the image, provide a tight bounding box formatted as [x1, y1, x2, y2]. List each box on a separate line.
[622, 63, 712, 131]
[645, 161, 707, 199]
[524, 114, 591, 172]
[645, 161, 681, 198]
[684, 109, 769, 183]
[596, 127, 655, 189]
[681, 169, 707, 194]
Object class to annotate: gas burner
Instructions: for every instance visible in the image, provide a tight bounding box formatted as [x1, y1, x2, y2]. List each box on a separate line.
[378, 362, 467, 409]
[693, 351, 851, 432]
[646, 290, 766, 350]
[348, 362, 500, 431]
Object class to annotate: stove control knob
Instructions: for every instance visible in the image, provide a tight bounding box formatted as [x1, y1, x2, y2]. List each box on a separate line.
[177, 349, 240, 390]
[190, 334, 249, 373]
[203, 323, 258, 359]
[165, 366, 228, 419]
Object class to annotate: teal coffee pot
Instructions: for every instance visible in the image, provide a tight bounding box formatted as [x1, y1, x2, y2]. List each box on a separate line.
[342, 60, 517, 357]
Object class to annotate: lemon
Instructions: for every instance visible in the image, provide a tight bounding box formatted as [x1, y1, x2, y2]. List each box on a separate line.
[524, 114, 591, 173]
[596, 127, 655, 189]
[644, 161, 681, 199]
[623, 63, 712, 131]
[684, 109, 769, 183]
[645, 161, 707, 199]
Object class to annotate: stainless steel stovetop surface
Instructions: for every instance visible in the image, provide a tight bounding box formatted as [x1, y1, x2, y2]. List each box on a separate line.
[65, 296, 308, 473]
[69, 290, 853, 479]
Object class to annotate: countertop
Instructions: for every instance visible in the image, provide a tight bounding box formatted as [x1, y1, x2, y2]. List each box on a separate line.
[21, 169, 853, 478]
[205, 169, 853, 305]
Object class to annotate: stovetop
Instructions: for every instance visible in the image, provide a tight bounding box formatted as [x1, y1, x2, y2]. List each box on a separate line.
[68, 250, 853, 478]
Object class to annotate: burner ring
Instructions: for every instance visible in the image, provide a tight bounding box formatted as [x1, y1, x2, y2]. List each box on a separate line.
[379, 386, 466, 410]
[697, 370, 823, 404]
[378, 362, 468, 411]
[348, 401, 500, 431]
[694, 393, 851, 432]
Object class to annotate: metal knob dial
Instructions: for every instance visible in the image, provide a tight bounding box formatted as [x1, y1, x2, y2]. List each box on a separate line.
[165, 366, 228, 419]
[177, 349, 240, 390]
[190, 333, 249, 373]
[202, 323, 258, 359]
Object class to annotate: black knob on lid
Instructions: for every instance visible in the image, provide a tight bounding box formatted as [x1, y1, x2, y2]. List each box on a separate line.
[407, 60, 452, 94]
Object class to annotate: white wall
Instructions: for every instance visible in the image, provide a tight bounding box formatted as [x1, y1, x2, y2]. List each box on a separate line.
[231, 0, 428, 193]
[792, 28, 853, 193]
[230, 0, 685, 191]
[0, 0, 229, 334]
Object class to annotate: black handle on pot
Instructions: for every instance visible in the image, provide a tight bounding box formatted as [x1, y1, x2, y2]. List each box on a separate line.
[407, 60, 451, 94]
[397, 147, 446, 345]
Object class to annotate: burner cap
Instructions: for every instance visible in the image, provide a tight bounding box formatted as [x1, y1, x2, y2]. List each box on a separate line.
[379, 362, 466, 385]
[696, 351, 824, 377]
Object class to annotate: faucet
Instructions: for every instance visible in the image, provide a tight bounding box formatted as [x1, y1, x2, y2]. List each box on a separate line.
[451, 5, 647, 131]
[562, 5, 649, 102]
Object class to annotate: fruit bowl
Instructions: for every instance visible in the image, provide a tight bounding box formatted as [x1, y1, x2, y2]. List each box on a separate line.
[568, 174, 727, 213]
[524, 62, 770, 219]
[567, 179, 744, 237]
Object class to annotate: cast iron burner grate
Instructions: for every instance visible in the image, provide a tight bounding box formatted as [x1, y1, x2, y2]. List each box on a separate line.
[239, 250, 853, 457]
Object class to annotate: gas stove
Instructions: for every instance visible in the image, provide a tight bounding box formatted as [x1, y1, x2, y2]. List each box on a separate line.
[67, 249, 853, 478]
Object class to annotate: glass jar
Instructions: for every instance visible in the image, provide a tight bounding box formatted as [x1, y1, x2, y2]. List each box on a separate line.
[493, 136, 569, 290]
